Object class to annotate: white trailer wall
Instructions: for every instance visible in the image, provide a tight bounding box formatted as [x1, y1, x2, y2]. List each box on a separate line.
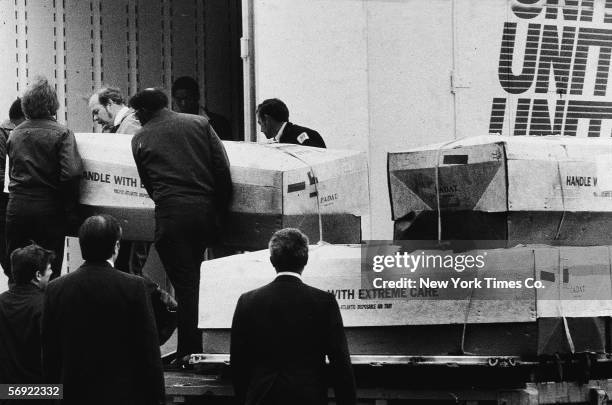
[252, 0, 612, 239]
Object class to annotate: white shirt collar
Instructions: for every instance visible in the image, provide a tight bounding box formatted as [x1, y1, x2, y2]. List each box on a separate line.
[275, 271, 302, 280]
[106, 259, 115, 268]
[114, 106, 131, 127]
[273, 122, 288, 143]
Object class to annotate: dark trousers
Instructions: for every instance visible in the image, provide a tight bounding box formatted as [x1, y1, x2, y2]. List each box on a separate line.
[0, 192, 9, 279]
[154, 202, 217, 357]
[5, 198, 66, 280]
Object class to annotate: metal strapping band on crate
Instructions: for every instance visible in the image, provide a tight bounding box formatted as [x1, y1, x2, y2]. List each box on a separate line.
[434, 137, 477, 353]
[276, 145, 324, 243]
[433, 137, 470, 241]
[554, 147, 575, 354]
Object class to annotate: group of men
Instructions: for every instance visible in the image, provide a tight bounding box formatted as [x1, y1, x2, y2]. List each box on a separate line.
[0, 76, 348, 404]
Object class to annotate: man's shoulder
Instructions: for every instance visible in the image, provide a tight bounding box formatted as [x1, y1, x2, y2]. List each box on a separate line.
[240, 279, 334, 302]
[49, 263, 142, 288]
[13, 119, 68, 136]
[284, 122, 325, 147]
[180, 112, 211, 127]
[117, 110, 141, 135]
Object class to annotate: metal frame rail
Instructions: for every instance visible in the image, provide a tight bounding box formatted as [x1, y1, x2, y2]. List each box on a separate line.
[162, 354, 612, 404]
[188, 354, 541, 367]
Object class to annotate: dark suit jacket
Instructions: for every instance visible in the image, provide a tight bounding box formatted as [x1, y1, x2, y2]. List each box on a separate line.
[279, 122, 326, 148]
[231, 275, 356, 405]
[204, 108, 232, 141]
[41, 261, 164, 405]
[0, 284, 45, 383]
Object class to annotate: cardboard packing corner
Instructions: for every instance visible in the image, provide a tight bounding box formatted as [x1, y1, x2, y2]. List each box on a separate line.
[75, 133, 369, 248]
[388, 135, 612, 244]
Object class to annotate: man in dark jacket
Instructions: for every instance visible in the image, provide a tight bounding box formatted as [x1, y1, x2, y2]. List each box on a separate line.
[0, 99, 25, 279]
[171, 76, 233, 140]
[256, 98, 326, 148]
[6, 77, 83, 279]
[230, 228, 356, 405]
[130, 88, 232, 359]
[0, 244, 53, 385]
[41, 215, 164, 405]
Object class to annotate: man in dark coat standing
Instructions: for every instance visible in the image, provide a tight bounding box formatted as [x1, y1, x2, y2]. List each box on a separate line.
[230, 228, 356, 405]
[41, 215, 164, 405]
[0, 244, 53, 385]
[130, 88, 232, 360]
[256, 98, 326, 148]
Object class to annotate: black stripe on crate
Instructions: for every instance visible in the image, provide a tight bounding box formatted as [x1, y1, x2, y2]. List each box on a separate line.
[443, 155, 468, 164]
[540, 271, 555, 282]
[287, 181, 306, 193]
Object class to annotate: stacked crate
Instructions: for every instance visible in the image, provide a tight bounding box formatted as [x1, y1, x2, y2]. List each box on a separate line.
[386, 135, 612, 356]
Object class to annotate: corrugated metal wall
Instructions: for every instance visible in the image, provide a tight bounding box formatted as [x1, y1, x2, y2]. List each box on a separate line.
[0, 0, 242, 136]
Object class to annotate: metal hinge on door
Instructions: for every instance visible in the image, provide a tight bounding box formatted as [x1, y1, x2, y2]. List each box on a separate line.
[240, 37, 250, 59]
[450, 70, 471, 94]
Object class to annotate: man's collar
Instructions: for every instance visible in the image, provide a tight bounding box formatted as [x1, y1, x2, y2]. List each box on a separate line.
[273, 122, 288, 143]
[275, 271, 302, 280]
[146, 108, 175, 125]
[106, 259, 115, 268]
[10, 283, 41, 293]
[114, 105, 131, 127]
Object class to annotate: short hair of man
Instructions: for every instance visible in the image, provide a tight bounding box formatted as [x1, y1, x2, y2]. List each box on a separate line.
[10, 243, 55, 285]
[21, 76, 60, 119]
[97, 87, 125, 106]
[171, 76, 200, 100]
[79, 215, 122, 262]
[269, 228, 309, 272]
[8, 98, 24, 121]
[256, 98, 289, 123]
[129, 88, 168, 112]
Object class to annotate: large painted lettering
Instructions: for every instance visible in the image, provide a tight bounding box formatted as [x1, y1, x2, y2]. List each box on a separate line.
[489, 0, 612, 137]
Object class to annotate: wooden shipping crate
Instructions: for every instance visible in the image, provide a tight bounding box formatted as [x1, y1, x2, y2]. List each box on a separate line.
[75, 134, 368, 247]
[198, 244, 612, 356]
[388, 136, 612, 218]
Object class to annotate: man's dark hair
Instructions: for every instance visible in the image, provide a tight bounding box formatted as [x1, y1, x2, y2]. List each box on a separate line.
[171, 76, 200, 100]
[256, 98, 289, 123]
[269, 228, 309, 272]
[10, 243, 55, 285]
[129, 88, 168, 112]
[21, 76, 60, 119]
[79, 215, 122, 261]
[8, 98, 24, 121]
[97, 87, 125, 106]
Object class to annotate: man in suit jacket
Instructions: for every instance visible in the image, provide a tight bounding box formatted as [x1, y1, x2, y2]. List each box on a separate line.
[130, 88, 232, 359]
[230, 228, 356, 405]
[256, 98, 326, 148]
[41, 215, 164, 405]
[0, 244, 53, 385]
